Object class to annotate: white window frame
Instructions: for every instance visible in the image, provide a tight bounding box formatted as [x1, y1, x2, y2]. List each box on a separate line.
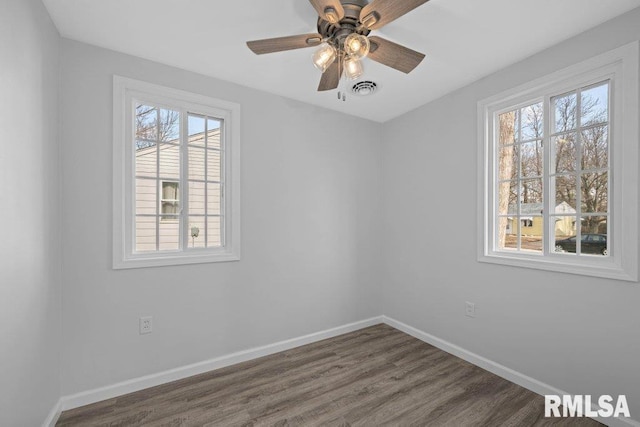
[478, 42, 638, 281]
[113, 76, 241, 269]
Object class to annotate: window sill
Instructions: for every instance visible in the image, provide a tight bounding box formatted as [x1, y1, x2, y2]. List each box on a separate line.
[478, 252, 637, 282]
[113, 250, 240, 269]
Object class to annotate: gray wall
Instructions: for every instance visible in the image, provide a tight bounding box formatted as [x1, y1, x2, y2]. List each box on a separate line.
[59, 40, 384, 395]
[382, 8, 640, 419]
[6, 3, 639, 423]
[0, 0, 61, 425]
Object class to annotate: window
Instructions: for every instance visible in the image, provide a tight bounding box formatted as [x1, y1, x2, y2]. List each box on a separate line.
[160, 181, 180, 219]
[478, 43, 638, 281]
[113, 77, 240, 268]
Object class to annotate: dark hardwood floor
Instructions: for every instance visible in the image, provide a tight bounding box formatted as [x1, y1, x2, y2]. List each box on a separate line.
[57, 324, 601, 426]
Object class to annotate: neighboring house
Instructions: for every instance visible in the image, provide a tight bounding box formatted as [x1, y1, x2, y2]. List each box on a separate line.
[507, 201, 577, 237]
[135, 129, 221, 252]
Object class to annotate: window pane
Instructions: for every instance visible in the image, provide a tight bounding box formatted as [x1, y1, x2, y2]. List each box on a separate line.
[161, 203, 179, 218]
[135, 139, 156, 151]
[135, 104, 157, 141]
[498, 145, 517, 181]
[159, 219, 180, 251]
[159, 109, 180, 142]
[520, 141, 542, 178]
[188, 181, 205, 215]
[135, 178, 156, 215]
[207, 119, 222, 150]
[520, 178, 542, 204]
[581, 172, 608, 213]
[521, 202, 543, 217]
[499, 110, 518, 144]
[521, 103, 543, 141]
[554, 92, 577, 133]
[135, 215, 157, 252]
[519, 216, 542, 253]
[159, 144, 180, 179]
[207, 216, 222, 247]
[581, 215, 607, 235]
[162, 182, 179, 200]
[188, 115, 206, 146]
[551, 133, 576, 174]
[553, 216, 577, 254]
[207, 184, 221, 215]
[161, 182, 180, 219]
[135, 143, 156, 177]
[207, 149, 222, 182]
[554, 174, 577, 211]
[581, 125, 608, 171]
[556, 218, 577, 240]
[497, 180, 517, 216]
[581, 83, 608, 127]
[581, 216, 608, 256]
[188, 146, 205, 180]
[498, 216, 517, 251]
[188, 217, 206, 248]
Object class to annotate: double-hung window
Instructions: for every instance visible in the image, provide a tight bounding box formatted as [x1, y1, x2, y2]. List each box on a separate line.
[478, 43, 638, 281]
[113, 77, 241, 268]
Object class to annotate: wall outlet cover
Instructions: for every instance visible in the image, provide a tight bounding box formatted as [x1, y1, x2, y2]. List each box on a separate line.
[139, 316, 153, 334]
[465, 302, 476, 318]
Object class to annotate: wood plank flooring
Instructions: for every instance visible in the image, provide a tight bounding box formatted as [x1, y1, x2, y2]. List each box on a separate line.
[57, 324, 601, 426]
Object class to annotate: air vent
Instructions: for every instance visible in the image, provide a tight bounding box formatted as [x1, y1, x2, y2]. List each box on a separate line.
[351, 81, 377, 96]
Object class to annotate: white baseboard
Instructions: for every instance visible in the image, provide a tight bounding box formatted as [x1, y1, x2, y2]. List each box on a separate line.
[48, 314, 637, 427]
[382, 316, 639, 427]
[42, 398, 62, 427]
[59, 316, 383, 411]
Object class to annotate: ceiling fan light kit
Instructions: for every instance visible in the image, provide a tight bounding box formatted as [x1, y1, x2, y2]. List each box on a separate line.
[344, 33, 370, 59]
[312, 43, 338, 72]
[344, 57, 364, 80]
[247, 0, 429, 94]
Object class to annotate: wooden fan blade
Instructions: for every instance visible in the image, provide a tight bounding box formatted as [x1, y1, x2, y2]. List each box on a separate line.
[367, 36, 425, 74]
[317, 60, 341, 91]
[308, 0, 345, 23]
[360, 0, 430, 30]
[247, 34, 323, 55]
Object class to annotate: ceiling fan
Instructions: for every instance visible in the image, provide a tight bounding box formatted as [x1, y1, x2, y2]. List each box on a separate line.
[247, 0, 429, 93]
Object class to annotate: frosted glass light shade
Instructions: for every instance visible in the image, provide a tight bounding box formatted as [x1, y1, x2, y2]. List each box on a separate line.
[344, 34, 370, 60]
[344, 57, 364, 80]
[312, 43, 337, 73]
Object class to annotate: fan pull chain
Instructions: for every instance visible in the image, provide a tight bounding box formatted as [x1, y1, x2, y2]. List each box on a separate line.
[341, 58, 346, 102]
[337, 55, 346, 102]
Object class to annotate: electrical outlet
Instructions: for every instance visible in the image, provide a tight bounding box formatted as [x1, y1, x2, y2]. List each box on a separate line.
[139, 316, 153, 334]
[465, 302, 476, 318]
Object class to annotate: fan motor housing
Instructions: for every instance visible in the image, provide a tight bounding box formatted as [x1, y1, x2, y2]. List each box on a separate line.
[317, 1, 371, 46]
[342, 0, 368, 6]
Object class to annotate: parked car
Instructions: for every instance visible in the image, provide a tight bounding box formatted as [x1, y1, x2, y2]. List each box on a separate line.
[555, 234, 607, 255]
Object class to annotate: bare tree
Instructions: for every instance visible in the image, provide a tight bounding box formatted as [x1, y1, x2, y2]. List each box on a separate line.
[520, 104, 543, 204]
[497, 112, 515, 249]
[135, 105, 180, 149]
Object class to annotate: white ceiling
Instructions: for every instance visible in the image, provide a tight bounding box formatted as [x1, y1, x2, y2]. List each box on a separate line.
[42, 0, 640, 122]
